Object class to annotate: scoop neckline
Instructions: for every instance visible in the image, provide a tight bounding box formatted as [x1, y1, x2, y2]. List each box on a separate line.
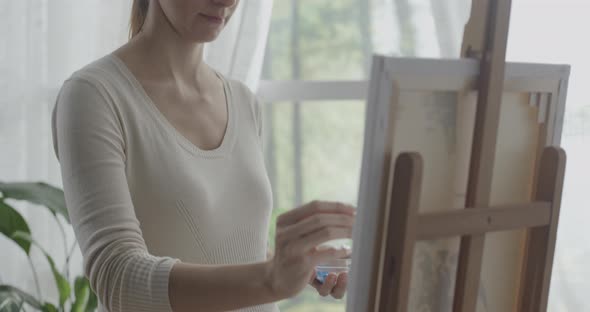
[107, 53, 236, 158]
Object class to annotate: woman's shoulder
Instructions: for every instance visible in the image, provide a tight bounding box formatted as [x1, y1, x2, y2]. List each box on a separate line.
[217, 72, 255, 100]
[221, 74, 261, 114]
[55, 53, 143, 120]
[64, 54, 124, 89]
[53, 54, 132, 141]
[217, 73, 264, 137]
[52, 55, 129, 162]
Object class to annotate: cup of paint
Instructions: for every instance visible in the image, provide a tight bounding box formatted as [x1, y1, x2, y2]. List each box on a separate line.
[315, 257, 351, 284]
[314, 240, 352, 284]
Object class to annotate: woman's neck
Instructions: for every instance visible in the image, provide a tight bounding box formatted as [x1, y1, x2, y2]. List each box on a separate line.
[123, 1, 211, 89]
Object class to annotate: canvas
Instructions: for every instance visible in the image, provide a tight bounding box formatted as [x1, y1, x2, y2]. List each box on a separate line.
[347, 55, 570, 312]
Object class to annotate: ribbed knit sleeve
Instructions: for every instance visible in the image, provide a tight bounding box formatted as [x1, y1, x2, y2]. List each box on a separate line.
[52, 77, 180, 312]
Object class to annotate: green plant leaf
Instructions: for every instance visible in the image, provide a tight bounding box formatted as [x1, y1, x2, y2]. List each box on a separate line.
[41, 302, 58, 312]
[0, 200, 32, 254]
[0, 293, 20, 312]
[46, 255, 71, 308]
[71, 276, 97, 312]
[0, 182, 68, 222]
[85, 284, 97, 312]
[70, 277, 90, 312]
[0, 285, 42, 310]
[0, 291, 22, 312]
[11, 231, 71, 308]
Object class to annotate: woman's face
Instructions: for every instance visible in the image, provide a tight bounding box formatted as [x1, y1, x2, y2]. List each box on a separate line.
[157, 0, 239, 42]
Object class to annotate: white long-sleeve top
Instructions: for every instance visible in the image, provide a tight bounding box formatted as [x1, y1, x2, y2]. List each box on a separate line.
[51, 54, 278, 312]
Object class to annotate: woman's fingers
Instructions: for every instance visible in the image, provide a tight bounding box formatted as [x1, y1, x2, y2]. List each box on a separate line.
[309, 246, 351, 265]
[268, 200, 355, 298]
[309, 271, 348, 299]
[274, 201, 355, 258]
[289, 226, 353, 255]
[318, 273, 338, 297]
[277, 213, 355, 245]
[309, 271, 319, 284]
[276, 201, 355, 227]
[331, 272, 348, 299]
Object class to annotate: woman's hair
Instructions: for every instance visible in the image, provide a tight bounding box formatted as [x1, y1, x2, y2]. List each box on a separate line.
[129, 0, 149, 39]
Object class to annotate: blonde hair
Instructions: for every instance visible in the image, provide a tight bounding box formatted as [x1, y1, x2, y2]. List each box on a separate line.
[129, 0, 149, 39]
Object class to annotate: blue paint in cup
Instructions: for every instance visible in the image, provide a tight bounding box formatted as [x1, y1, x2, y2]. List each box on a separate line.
[314, 258, 351, 284]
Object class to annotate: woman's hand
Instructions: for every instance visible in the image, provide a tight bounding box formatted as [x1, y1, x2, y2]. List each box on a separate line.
[308, 271, 349, 299]
[264, 201, 355, 300]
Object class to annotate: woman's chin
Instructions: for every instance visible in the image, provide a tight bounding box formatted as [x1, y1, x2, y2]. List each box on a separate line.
[185, 29, 222, 44]
[202, 34, 220, 44]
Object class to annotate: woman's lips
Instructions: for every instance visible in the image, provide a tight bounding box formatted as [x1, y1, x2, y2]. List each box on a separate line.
[199, 13, 223, 24]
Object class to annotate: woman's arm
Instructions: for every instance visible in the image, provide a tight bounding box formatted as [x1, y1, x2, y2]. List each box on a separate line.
[169, 260, 280, 312]
[168, 200, 355, 312]
[54, 78, 179, 312]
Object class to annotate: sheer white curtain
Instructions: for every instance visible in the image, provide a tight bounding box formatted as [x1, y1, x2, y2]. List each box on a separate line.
[0, 0, 133, 303]
[0, 0, 273, 305]
[370, 0, 471, 58]
[205, 0, 273, 90]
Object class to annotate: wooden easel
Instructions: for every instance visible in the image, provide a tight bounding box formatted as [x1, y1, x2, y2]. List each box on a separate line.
[376, 0, 567, 311]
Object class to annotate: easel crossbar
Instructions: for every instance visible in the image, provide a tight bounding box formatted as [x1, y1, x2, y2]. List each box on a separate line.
[416, 202, 551, 240]
[377, 148, 566, 312]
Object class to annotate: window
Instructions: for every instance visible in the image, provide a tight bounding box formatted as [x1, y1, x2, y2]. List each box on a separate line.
[258, 0, 470, 309]
[259, 0, 590, 310]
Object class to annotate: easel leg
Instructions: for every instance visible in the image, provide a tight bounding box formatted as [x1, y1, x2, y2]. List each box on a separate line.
[518, 147, 566, 312]
[454, 0, 513, 310]
[378, 153, 423, 311]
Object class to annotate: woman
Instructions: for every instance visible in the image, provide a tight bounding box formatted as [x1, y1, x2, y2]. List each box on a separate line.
[51, 0, 355, 311]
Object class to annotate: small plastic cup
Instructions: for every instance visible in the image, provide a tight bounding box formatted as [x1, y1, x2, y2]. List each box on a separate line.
[315, 257, 351, 284]
[314, 239, 352, 283]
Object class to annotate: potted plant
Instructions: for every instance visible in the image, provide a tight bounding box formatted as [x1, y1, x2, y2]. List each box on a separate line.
[0, 182, 97, 312]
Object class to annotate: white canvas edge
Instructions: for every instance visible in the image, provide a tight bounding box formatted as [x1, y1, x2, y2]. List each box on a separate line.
[346, 55, 391, 312]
